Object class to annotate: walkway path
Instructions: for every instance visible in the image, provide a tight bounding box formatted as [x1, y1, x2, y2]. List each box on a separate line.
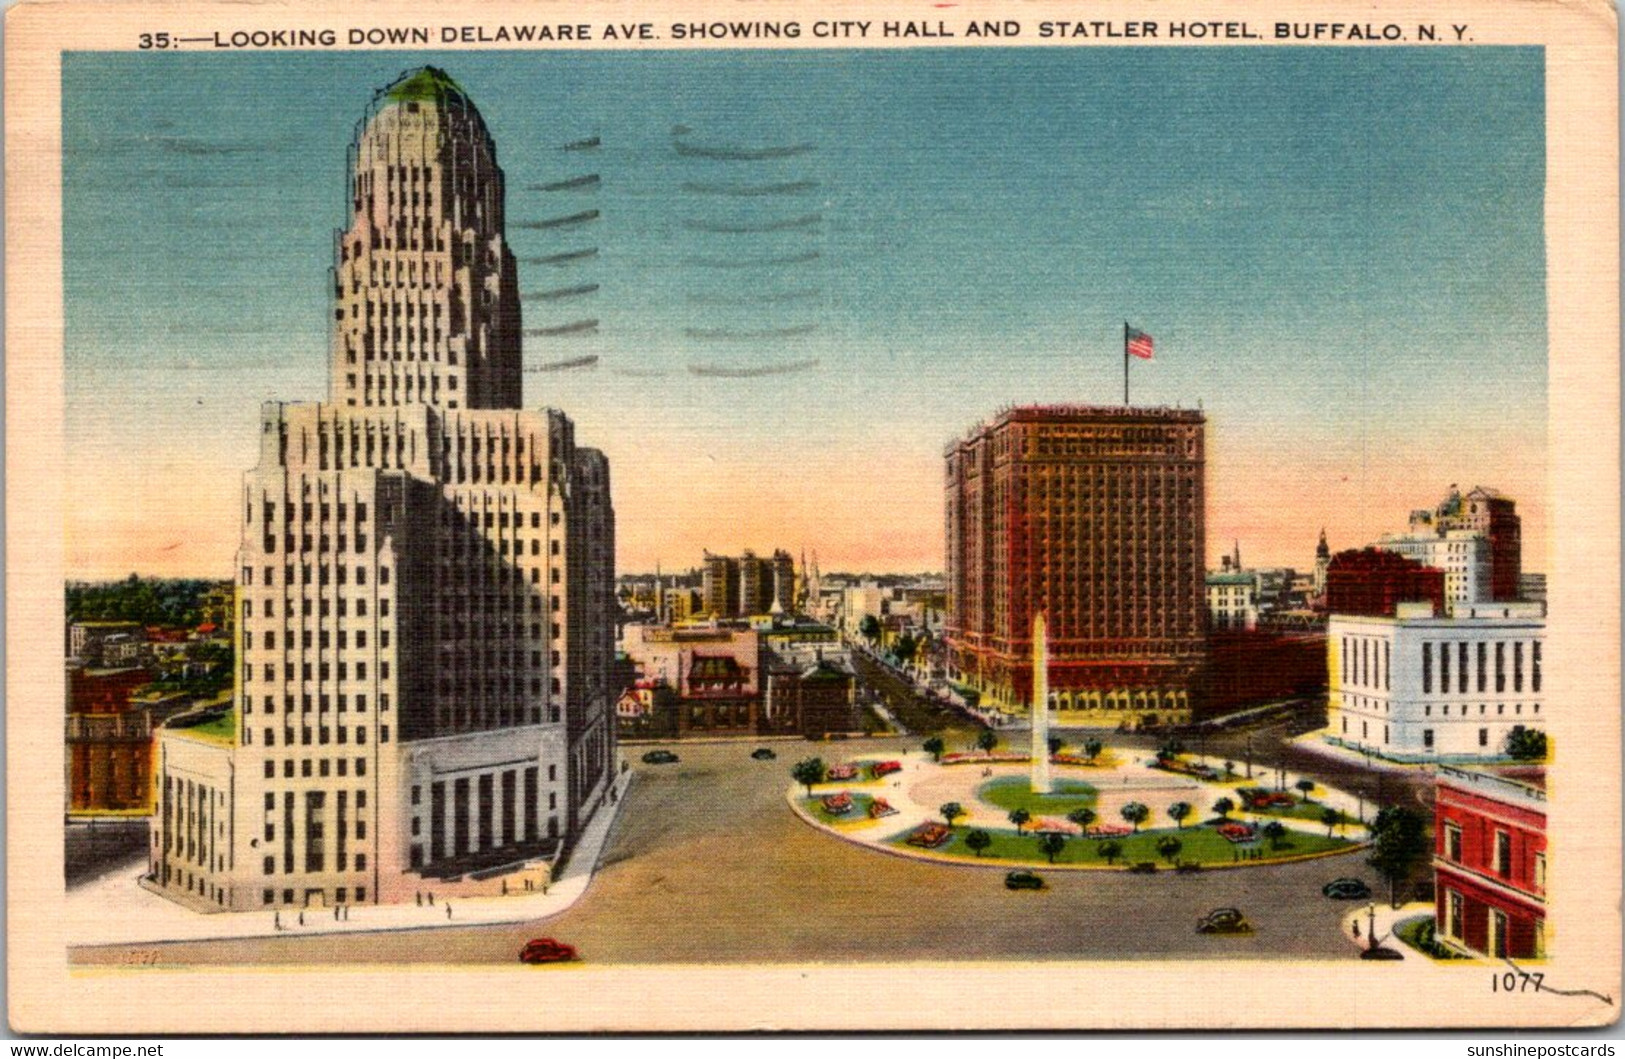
[66, 770, 634, 948]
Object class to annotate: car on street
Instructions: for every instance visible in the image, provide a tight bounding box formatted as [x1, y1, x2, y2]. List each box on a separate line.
[641, 750, 679, 765]
[1196, 908, 1253, 935]
[751, 748, 777, 760]
[1322, 877, 1372, 900]
[519, 937, 578, 964]
[1127, 861, 1159, 874]
[1004, 871, 1044, 891]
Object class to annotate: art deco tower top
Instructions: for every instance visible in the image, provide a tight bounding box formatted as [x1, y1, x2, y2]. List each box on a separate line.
[330, 67, 522, 411]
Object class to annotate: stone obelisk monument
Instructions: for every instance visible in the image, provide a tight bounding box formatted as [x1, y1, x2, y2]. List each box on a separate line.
[1031, 612, 1052, 795]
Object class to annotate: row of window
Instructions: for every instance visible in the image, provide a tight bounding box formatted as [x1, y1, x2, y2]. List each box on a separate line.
[1422, 639, 1540, 695]
[247, 724, 387, 749]
[246, 629, 387, 651]
[242, 564, 390, 589]
[245, 692, 386, 716]
[243, 659, 389, 684]
[260, 757, 370, 780]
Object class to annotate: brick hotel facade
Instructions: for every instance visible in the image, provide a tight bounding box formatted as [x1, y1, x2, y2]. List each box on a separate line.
[944, 405, 1206, 724]
[148, 68, 616, 911]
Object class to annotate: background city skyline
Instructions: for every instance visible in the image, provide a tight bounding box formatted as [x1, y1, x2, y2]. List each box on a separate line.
[64, 47, 1547, 580]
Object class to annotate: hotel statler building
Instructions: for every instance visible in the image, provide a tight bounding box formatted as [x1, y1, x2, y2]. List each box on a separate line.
[148, 68, 617, 911]
[944, 405, 1206, 725]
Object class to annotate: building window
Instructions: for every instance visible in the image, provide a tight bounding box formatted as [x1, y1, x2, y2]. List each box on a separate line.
[1535, 852, 1546, 891]
[1422, 642, 1432, 694]
[1423, 729, 1434, 749]
[263, 856, 274, 875]
[1495, 830, 1512, 877]
[1447, 890, 1463, 939]
[1532, 641, 1541, 693]
[1478, 728, 1488, 747]
[1445, 823, 1462, 862]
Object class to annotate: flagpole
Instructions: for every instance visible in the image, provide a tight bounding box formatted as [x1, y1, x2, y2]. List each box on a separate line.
[1123, 321, 1130, 405]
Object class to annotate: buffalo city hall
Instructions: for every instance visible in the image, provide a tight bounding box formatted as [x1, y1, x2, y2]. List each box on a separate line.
[148, 68, 618, 911]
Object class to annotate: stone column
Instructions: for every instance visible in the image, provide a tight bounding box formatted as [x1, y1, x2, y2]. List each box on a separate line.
[1031, 612, 1051, 795]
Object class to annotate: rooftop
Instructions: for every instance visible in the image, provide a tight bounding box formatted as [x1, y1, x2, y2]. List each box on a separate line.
[165, 708, 236, 746]
[384, 66, 469, 106]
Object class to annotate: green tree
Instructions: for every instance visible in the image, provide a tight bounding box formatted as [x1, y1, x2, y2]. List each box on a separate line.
[1008, 808, 1031, 833]
[791, 757, 826, 797]
[1504, 725, 1548, 762]
[965, 829, 992, 857]
[1066, 807, 1097, 832]
[1037, 832, 1067, 864]
[1156, 835, 1183, 865]
[859, 614, 881, 643]
[976, 728, 998, 755]
[1212, 796, 1235, 819]
[1262, 820, 1288, 850]
[894, 633, 918, 665]
[1367, 805, 1429, 908]
[1120, 802, 1149, 832]
[1167, 801, 1192, 830]
[1296, 779, 1316, 803]
[1097, 839, 1124, 865]
[1083, 738, 1103, 763]
[1223, 759, 1235, 778]
[922, 735, 945, 763]
[1321, 806, 1342, 837]
[940, 801, 965, 828]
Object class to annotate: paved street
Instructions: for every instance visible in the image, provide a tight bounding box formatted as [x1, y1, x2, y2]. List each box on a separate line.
[72, 737, 1376, 967]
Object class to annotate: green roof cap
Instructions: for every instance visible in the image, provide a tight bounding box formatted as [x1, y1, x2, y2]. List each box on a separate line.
[385, 67, 469, 105]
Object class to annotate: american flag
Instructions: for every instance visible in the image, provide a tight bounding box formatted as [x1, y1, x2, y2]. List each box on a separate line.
[1126, 326, 1154, 360]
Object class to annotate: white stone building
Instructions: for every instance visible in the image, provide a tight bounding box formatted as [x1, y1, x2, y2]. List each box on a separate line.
[1327, 601, 1545, 760]
[149, 68, 616, 913]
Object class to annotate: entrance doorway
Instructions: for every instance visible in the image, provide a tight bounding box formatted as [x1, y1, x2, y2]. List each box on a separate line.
[304, 888, 326, 909]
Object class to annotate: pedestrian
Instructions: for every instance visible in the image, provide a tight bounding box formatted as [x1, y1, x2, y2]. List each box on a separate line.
[428, 892, 434, 906]
[1352, 919, 1361, 939]
[334, 906, 340, 921]
[298, 911, 304, 926]
[274, 911, 281, 931]
[416, 891, 422, 907]
[502, 879, 508, 896]
[446, 904, 453, 920]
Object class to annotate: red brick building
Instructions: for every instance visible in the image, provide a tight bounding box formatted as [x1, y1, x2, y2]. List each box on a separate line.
[1325, 548, 1446, 618]
[1434, 766, 1546, 958]
[944, 405, 1206, 724]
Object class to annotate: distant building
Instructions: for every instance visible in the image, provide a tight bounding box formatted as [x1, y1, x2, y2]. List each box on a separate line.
[1206, 570, 1261, 631]
[945, 405, 1206, 725]
[1517, 572, 1546, 603]
[1376, 529, 1491, 615]
[68, 621, 144, 666]
[1325, 548, 1446, 619]
[1327, 601, 1545, 759]
[1312, 528, 1332, 602]
[1434, 766, 1545, 958]
[702, 550, 796, 618]
[1409, 486, 1522, 601]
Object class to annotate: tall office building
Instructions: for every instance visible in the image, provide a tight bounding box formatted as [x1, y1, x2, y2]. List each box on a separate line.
[944, 405, 1206, 725]
[1408, 486, 1522, 601]
[148, 68, 617, 912]
[701, 549, 797, 618]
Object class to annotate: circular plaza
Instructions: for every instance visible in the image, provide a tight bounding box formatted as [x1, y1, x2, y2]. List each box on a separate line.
[787, 739, 1370, 871]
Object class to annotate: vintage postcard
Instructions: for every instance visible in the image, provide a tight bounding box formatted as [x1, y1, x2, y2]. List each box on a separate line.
[5, 0, 1619, 1035]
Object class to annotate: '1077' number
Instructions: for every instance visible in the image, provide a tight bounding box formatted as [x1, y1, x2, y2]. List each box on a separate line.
[1492, 971, 1544, 993]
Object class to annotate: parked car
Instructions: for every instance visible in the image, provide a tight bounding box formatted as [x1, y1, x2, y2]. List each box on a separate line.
[1127, 861, 1159, 874]
[1322, 877, 1372, 900]
[1004, 871, 1044, 891]
[641, 750, 679, 765]
[1197, 908, 1253, 935]
[751, 747, 777, 761]
[519, 938, 578, 964]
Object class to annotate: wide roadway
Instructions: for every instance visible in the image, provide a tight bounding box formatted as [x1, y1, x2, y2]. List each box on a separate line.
[72, 737, 1368, 967]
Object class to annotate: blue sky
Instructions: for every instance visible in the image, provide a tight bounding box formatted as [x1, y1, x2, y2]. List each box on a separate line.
[63, 47, 1547, 577]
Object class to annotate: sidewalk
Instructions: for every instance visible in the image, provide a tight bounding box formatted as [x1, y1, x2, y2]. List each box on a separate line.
[1341, 900, 1435, 957]
[65, 770, 634, 949]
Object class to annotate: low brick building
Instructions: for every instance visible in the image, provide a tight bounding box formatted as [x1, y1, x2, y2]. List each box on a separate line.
[1433, 766, 1546, 958]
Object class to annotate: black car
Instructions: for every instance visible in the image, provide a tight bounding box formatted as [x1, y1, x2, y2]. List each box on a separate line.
[1127, 861, 1159, 874]
[641, 750, 679, 765]
[751, 748, 777, 761]
[1197, 908, 1253, 935]
[1322, 877, 1372, 900]
[1004, 871, 1044, 891]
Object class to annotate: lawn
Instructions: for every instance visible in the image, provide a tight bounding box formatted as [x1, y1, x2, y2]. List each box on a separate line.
[885, 821, 1359, 867]
[1242, 796, 1363, 829]
[170, 709, 236, 746]
[976, 776, 1099, 817]
[802, 793, 892, 829]
[1395, 914, 1468, 960]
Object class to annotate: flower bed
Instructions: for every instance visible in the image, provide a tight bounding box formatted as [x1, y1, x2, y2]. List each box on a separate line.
[940, 752, 1027, 765]
[868, 797, 899, 818]
[821, 792, 854, 815]
[1084, 824, 1134, 838]
[870, 760, 903, 778]
[826, 764, 860, 781]
[1052, 754, 1105, 767]
[1217, 822, 1257, 843]
[1033, 817, 1083, 835]
[906, 822, 954, 848]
